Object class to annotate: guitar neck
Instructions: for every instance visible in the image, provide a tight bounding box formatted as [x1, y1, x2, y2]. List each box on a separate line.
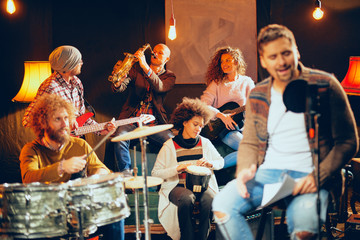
[73, 117, 141, 136]
[232, 105, 246, 115]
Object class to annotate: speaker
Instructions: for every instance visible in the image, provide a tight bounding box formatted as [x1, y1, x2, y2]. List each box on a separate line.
[214, 209, 275, 240]
[246, 209, 274, 240]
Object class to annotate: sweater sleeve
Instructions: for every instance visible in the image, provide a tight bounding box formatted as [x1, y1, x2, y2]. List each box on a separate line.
[236, 97, 263, 175]
[202, 137, 224, 170]
[152, 140, 179, 179]
[20, 144, 63, 183]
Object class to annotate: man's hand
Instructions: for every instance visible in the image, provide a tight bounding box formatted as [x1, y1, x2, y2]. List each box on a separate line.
[217, 112, 237, 130]
[63, 155, 87, 174]
[134, 50, 150, 74]
[292, 174, 317, 195]
[236, 164, 257, 198]
[99, 118, 116, 135]
[113, 75, 127, 88]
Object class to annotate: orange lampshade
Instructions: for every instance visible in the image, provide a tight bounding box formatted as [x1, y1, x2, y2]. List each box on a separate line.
[12, 61, 52, 102]
[341, 56, 360, 96]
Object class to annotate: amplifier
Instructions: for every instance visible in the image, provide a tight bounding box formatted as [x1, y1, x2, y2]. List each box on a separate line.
[246, 209, 274, 240]
[214, 209, 275, 240]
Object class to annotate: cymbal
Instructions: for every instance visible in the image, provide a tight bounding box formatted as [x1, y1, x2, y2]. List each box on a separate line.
[124, 176, 163, 189]
[111, 124, 173, 142]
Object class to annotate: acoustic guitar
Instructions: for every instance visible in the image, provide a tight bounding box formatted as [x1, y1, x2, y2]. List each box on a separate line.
[201, 102, 245, 141]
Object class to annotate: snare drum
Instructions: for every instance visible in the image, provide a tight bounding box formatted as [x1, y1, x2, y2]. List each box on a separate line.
[185, 165, 211, 194]
[66, 173, 130, 236]
[0, 182, 68, 239]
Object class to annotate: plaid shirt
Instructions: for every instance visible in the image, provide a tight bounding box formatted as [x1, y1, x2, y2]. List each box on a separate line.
[23, 72, 96, 127]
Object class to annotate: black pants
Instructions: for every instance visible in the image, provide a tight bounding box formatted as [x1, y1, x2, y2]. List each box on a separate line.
[169, 186, 214, 240]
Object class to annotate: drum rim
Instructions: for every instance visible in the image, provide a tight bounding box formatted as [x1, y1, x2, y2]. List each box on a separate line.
[0, 182, 67, 192]
[66, 172, 123, 189]
[185, 165, 211, 176]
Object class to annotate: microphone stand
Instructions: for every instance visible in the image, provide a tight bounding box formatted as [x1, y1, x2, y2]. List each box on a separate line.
[306, 87, 321, 240]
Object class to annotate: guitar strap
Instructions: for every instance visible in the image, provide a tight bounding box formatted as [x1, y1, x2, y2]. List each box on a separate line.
[83, 98, 96, 118]
[75, 86, 96, 118]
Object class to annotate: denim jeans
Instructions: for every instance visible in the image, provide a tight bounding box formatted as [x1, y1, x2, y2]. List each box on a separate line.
[97, 219, 124, 240]
[221, 130, 243, 150]
[212, 169, 329, 240]
[223, 151, 238, 168]
[113, 124, 174, 171]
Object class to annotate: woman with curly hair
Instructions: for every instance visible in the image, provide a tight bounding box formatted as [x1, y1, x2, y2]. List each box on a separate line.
[152, 97, 224, 240]
[201, 46, 255, 152]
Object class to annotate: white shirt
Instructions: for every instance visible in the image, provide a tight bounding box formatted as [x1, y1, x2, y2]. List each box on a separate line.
[259, 87, 313, 173]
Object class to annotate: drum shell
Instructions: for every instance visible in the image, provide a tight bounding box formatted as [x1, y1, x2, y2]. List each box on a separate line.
[0, 182, 68, 239]
[185, 172, 211, 194]
[66, 173, 130, 235]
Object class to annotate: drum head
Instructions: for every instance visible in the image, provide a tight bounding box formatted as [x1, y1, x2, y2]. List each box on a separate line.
[67, 172, 122, 189]
[186, 165, 211, 176]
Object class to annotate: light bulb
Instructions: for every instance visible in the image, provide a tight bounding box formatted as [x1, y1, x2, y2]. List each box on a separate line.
[168, 16, 177, 40]
[313, 7, 324, 20]
[7, 0, 16, 14]
[168, 25, 177, 40]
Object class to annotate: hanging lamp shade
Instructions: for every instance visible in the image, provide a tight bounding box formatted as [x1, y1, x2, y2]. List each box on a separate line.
[341, 57, 360, 96]
[12, 61, 52, 102]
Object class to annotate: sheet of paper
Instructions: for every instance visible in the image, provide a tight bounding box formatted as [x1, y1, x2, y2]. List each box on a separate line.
[258, 174, 297, 209]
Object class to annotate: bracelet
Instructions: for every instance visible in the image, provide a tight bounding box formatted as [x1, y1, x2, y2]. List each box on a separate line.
[58, 160, 64, 177]
[146, 68, 152, 77]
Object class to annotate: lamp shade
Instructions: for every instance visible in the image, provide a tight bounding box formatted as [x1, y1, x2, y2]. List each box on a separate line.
[341, 57, 360, 96]
[12, 61, 52, 102]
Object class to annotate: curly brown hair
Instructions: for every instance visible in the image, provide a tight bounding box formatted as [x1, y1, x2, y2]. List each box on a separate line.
[28, 94, 75, 138]
[170, 97, 214, 131]
[205, 46, 247, 86]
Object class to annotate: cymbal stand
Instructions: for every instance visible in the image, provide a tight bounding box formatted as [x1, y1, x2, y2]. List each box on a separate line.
[133, 146, 142, 240]
[138, 122, 153, 240]
[77, 207, 84, 240]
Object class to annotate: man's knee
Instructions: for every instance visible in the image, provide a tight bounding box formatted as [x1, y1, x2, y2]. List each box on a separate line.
[213, 211, 230, 223]
[294, 231, 316, 240]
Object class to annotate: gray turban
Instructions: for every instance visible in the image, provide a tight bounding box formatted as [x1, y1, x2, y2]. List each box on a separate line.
[49, 46, 82, 73]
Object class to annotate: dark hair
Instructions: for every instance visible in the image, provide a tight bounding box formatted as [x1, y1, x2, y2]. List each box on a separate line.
[257, 24, 297, 56]
[28, 94, 75, 138]
[171, 97, 214, 130]
[205, 46, 247, 85]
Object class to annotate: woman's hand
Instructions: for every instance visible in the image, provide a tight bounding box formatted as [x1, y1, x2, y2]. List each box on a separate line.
[176, 163, 192, 173]
[216, 112, 237, 130]
[196, 158, 213, 168]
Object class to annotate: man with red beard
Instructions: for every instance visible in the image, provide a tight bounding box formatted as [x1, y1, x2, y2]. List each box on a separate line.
[19, 94, 125, 240]
[20, 94, 109, 183]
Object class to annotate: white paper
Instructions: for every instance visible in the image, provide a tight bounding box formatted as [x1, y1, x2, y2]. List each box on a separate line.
[258, 174, 297, 209]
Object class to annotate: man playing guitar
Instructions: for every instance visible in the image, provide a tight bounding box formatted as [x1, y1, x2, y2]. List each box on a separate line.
[23, 45, 116, 136]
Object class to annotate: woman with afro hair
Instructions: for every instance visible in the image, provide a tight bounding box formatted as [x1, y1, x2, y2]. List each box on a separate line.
[152, 97, 224, 240]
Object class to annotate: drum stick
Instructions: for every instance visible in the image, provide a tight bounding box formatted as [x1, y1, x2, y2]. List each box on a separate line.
[85, 128, 117, 159]
[73, 128, 116, 179]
